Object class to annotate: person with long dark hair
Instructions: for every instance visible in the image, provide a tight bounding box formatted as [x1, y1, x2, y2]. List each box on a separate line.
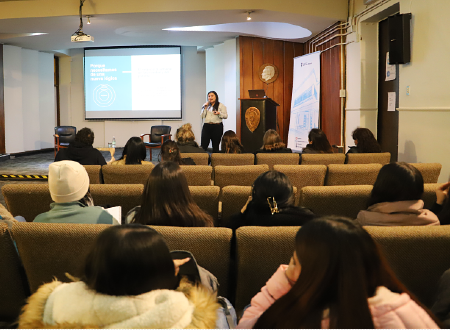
[224, 171, 314, 230]
[256, 129, 292, 154]
[357, 162, 439, 226]
[347, 127, 382, 154]
[302, 128, 333, 154]
[110, 136, 152, 165]
[237, 217, 439, 329]
[127, 162, 213, 227]
[221, 130, 244, 154]
[19, 224, 219, 328]
[160, 140, 195, 165]
[201, 91, 228, 153]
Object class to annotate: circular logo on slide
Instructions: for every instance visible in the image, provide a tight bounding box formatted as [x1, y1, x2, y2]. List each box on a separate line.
[93, 84, 116, 107]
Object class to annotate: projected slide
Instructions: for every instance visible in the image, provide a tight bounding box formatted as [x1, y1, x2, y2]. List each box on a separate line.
[84, 47, 181, 120]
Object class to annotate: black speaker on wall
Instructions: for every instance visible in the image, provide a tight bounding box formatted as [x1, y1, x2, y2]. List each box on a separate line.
[388, 13, 412, 64]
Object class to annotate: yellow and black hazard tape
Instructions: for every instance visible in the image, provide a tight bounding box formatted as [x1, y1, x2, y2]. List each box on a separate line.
[0, 174, 48, 180]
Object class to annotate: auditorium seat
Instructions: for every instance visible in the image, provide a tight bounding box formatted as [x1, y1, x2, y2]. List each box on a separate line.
[346, 152, 391, 164]
[211, 153, 254, 167]
[189, 186, 220, 223]
[274, 165, 327, 206]
[214, 165, 269, 189]
[255, 153, 300, 170]
[325, 164, 382, 186]
[365, 225, 450, 307]
[0, 223, 30, 326]
[300, 185, 373, 219]
[102, 164, 154, 184]
[180, 165, 213, 186]
[82, 165, 102, 184]
[181, 153, 209, 165]
[300, 153, 345, 165]
[409, 163, 442, 183]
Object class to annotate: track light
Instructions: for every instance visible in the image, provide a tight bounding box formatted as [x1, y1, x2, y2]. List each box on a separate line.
[86, 15, 91, 24]
[247, 11, 253, 21]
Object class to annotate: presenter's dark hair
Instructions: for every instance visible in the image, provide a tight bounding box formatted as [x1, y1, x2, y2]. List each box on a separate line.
[367, 162, 424, 207]
[119, 137, 147, 164]
[132, 162, 213, 227]
[352, 128, 382, 153]
[221, 130, 244, 153]
[82, 224, 178, 296]
[207, 91, 220, 111]
[250, 171, 294, 213]
[75, 127, 95, 146]
[308, 128, 333, 153]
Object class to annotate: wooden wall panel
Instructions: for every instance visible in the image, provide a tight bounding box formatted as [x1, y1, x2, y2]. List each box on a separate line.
[283, 43, 295, 144]
[252, 38, 264, 93]
[0, 44, 5, 154]
[273, 40, 284, 136]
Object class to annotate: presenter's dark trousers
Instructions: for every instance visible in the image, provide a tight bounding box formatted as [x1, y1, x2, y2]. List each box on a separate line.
[201, 122, 223, 153]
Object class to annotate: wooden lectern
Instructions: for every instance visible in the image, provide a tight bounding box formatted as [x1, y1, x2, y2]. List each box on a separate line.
[240, 98, 279, 153]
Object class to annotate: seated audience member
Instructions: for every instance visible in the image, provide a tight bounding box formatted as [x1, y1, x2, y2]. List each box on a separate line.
[176, 123, 207, 154]
[34, 161, 118, 224]
[256, 129, 292, 154]
[302, 128, 333, 154]
[160, 140, 196, 165]
[238, 217, 439, 329]
[223, 171, 314, 231]
[110, 136, 152, 165]
[127, 161, 213, 227]
[221, 130, 245, 153]
[356, 162, 439, 226]
[55, 127, 107, 165]
[430, 181, 450, 225]
[18, 224, 218, 329]
[432, 267, 450, 327]
[347, 127, 382, 154]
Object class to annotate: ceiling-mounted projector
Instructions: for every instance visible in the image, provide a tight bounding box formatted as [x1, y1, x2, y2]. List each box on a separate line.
[71, 34, 94, 42]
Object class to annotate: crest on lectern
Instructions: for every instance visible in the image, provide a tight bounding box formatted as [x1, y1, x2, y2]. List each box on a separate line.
[245, 107, 260, 132]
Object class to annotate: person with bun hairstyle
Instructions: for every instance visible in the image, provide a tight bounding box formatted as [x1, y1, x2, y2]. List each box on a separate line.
[176, 123, 208, 154]
[160, 140, 195, 165]
[302, 128, 333, 154]
[256, 129, 292, 154]
[221, 130, 245, 154]
[18, 224, 219, 328]
[200, 91, 228, 153]
[238, 217, 439, 329]
[347, 127, 382, 154]
[110, 136, 152, 165]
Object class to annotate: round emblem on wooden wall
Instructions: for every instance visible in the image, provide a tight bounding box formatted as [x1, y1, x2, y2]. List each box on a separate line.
[245, 107, 261, 133]
[258, 63, 279, 84]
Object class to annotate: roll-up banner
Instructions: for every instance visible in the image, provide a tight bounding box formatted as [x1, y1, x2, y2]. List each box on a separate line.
[287, 51, 321, 152]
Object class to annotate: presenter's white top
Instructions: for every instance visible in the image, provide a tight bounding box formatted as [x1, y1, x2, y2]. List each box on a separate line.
[201, 103, 228, 123]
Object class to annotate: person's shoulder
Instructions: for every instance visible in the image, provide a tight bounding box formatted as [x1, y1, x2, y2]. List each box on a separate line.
[346, 146, 359, 154]
[80, 206, 114, 224]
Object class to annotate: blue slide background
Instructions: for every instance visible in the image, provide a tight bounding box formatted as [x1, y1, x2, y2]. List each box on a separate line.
[85, 56, 132, 111]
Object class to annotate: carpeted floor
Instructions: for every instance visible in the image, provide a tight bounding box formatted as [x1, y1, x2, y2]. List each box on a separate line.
[0, 148, 160, 207]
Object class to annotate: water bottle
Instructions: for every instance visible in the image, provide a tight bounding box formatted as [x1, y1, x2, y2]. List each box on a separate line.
[112, 136, 116, 148]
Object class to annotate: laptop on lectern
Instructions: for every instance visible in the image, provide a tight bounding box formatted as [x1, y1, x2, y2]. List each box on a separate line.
[248, 89, 266, 98]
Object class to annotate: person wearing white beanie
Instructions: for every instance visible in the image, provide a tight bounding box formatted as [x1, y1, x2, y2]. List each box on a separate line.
[34, 161, 118, 224]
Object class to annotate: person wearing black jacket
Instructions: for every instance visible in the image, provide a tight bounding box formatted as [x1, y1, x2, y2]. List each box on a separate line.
[55, 127, 106, 165]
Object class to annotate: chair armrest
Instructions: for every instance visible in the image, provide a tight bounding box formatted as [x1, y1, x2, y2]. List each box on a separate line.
[160, 134, 172, 143]
[140, 133, 151, 142]
[54, 134, 60, 145]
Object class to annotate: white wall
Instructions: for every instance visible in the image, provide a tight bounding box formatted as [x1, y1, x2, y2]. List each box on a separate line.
[346, 0, 450, 182]
[59, 46, 206, 148]
[3, 45, 55, 153]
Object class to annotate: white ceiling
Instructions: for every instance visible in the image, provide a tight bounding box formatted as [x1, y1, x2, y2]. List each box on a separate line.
[0, 9, 339, 53]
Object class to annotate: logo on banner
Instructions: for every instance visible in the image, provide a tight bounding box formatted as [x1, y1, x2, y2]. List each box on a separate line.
[245, 107, 260, 133]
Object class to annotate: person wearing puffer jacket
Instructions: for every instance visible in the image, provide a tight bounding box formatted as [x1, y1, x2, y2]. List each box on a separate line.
[237, 217, 439, 329]
[18, 224, 218, 329]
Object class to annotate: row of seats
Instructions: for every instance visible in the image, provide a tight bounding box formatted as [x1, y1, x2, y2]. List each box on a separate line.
[85, 162, 442, 187]
[2, 223, 450, 323]
[2, 183, 440, 223]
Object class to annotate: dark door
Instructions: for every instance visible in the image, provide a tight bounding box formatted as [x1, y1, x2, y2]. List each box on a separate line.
[378, 18, 399, 162]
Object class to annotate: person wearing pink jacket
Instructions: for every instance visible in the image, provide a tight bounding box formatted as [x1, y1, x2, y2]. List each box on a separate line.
[237, 217, 439, 329]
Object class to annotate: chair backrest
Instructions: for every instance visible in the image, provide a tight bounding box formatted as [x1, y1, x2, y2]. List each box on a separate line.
[410, 163, 442, 183]
[274, 165, 327, 206]
[423, 183, 439, 210]
[189, 186, 220, 222]
[211, 153, 255, 167]
[90, 184, 144, 218]
[0, 223, 30, 324]
[365, 226, 450, 307]
[235, 226, 299, 312]
[300, 185, 373, 219]
[2, 183, 52, 221]
[54, 126, 76, 144]
[255, 153, 300, 170]
[346, 152, 391, 164]
[181, 153, 209, 165]
[180, 165, 212, 186]
[214, 165, 269, 189]
[325, 163, 382, 186]
[102, 164, 154, 184]
[150, 125, 171, 143]
[83, 165, 102, 184]
[301, 153, 345, 165]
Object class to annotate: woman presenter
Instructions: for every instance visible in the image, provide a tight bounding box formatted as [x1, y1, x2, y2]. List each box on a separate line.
[200, 91, 227, 153]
